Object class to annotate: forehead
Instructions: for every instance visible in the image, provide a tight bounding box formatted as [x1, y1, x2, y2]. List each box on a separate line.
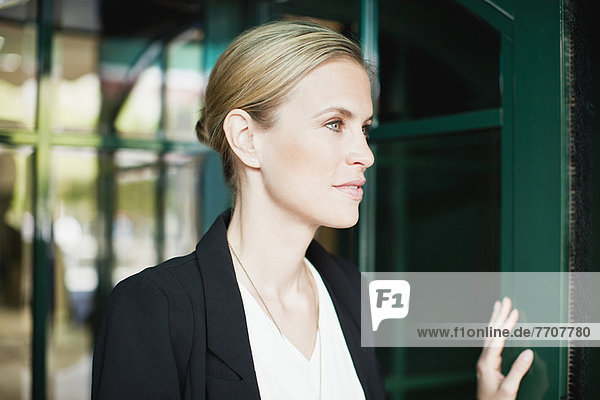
[280, 59, 373, 118]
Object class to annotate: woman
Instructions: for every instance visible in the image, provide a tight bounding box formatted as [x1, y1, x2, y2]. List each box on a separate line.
[92, 20, 532, 399]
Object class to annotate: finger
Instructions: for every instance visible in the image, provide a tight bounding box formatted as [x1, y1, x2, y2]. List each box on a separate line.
[488, 300, 501, 325]
[477, 350, 503, 377]
[486, 307, 519, 359]
[484, 301, 501, 347]
[491, 297, 512, 328]
[502, 309, 519, 332]
[498, 349, 534, 398]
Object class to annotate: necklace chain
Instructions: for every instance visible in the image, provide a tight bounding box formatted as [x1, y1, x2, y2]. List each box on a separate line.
[227, 241, 322, 399]
[228, 241, 285, 333]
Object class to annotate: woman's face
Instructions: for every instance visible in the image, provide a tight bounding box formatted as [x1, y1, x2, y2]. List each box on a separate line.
[255, 58, 374, 229]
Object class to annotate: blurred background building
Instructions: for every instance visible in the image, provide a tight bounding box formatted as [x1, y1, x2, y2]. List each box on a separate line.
[0, 0, 597, 399]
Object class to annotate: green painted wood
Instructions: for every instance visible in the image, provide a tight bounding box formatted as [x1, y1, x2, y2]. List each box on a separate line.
[155, 155, 167, 263]
[512, 2, 569, 273]
[455, 0, 514, 38]
[371, 108, 501, 140]
[203, 0, 245, 72]
[510, 0, 569, 399]
[0, 131, 38, 145]
[359, 0, 378, 275]
[385, 370, 475, 391]
[488, 0, 514, 16]
[32, 0, 54, 397]
[49, 133, 209, 152]
[500, 35, 514, 273]
[201, 151, 232, 233]
[93, 150, 117, 362]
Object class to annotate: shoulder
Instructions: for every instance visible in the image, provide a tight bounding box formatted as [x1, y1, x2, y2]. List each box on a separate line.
[92, 252, 201, 398]
[105, 251, 204, 326]
[112, 251, 200, 298]
[98, 251, 203, 364]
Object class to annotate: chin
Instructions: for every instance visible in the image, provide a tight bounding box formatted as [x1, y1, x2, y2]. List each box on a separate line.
[320, 207, 360, 229]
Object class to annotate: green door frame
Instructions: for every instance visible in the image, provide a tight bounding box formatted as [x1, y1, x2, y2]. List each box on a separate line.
[362, 0, 571, 398]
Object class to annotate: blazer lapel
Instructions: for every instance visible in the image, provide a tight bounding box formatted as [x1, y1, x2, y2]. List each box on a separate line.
[195, 210, 383, 399]
[195, 211, 259, 390]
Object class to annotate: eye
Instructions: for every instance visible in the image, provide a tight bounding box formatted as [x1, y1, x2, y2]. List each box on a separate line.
[325, 120, 343, 132]
[362, 124, 372, 138]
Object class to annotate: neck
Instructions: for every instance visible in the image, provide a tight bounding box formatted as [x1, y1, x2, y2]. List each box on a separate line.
[226, 193, 318, 296]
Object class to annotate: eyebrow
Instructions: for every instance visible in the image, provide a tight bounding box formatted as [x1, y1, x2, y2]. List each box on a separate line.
[312, 106, 373, 123]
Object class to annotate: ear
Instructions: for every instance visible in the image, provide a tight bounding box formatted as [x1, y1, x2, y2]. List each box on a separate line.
[223, 109, 260, 168]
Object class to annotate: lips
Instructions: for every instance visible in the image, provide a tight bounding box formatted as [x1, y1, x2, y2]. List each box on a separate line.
[333, 179, 366, 201]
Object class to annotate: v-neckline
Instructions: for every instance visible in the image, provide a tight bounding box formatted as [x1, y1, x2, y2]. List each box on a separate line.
[237, 281, 321, 362]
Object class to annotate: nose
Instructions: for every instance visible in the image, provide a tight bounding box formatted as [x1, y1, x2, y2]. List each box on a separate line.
[346, 133, 375, 169]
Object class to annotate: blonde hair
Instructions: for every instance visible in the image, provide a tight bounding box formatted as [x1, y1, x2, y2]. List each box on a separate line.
[196, 20, 366, 190]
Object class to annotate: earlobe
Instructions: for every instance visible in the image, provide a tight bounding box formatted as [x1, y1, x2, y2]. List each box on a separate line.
[223, 109, 260, 168]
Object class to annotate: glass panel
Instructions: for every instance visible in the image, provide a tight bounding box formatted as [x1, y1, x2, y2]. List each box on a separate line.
[52, 32, 101, 133]
[112, 150, 158, 283]
[0, 21, 37, 129]
[50, 0, 204, 138]
[163, 152, 203, 259]
[47, 148, 207, 398]
[0, 146, 33, 400]
[50, 147, 98, 400]
[375, 129, 501, 273]
[98, 0, 202, 138]
[374, 129, 500, 385]
[0, 0, 37, 22]
[55, 0, 101, 31]
[378, 0, 500, 122]
[165, 29, 204, 141]
[111, 57, 162, 137]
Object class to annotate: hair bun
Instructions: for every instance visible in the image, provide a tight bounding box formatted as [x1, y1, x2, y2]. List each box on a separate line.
[195, 113, 211, 147]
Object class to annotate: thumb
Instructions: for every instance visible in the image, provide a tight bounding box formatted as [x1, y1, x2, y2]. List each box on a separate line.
[499, 350, 534, 397]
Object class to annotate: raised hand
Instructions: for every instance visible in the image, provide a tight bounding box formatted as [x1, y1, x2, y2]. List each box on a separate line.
[476, 297, 534, 400]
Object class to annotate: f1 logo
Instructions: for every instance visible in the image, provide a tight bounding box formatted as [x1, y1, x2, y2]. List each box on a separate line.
[369, 280, 411, 331]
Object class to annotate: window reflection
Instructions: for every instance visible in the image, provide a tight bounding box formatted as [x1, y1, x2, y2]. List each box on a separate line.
[98, 0, 202, 137]
[376, 129, 501, 274]
[0, 21, 37, 129]
[163, 152, 203, 259]
[165, 29, 205, 141]
[50, 148, 98, 400]
[112, 150, 158, 283]
[52, 33, 101, 133]
[55, 0, 101, 31]
[111, 61, 162, 136]
[378, 0, 500, 121]
[47, 147, 206, 398]
[0, 146, 33, 400]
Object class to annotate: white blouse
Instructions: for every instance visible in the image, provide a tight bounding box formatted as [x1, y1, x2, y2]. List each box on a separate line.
[236, 258, 365, 400]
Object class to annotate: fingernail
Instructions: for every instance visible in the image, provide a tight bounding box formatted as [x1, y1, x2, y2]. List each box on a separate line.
[522, 349, 533, 361]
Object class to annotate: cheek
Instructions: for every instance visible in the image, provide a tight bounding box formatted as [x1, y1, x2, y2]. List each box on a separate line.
[263, 133, 334, 191]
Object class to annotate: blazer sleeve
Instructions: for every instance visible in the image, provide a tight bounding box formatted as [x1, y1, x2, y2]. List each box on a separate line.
[92, 274, 185, 399]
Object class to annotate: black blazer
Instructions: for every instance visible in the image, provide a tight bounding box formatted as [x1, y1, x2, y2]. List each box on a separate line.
[92, 210, 386, 399]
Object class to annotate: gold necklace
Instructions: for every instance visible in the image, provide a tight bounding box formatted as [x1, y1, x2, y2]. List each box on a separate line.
[227, 241, 322, 399]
